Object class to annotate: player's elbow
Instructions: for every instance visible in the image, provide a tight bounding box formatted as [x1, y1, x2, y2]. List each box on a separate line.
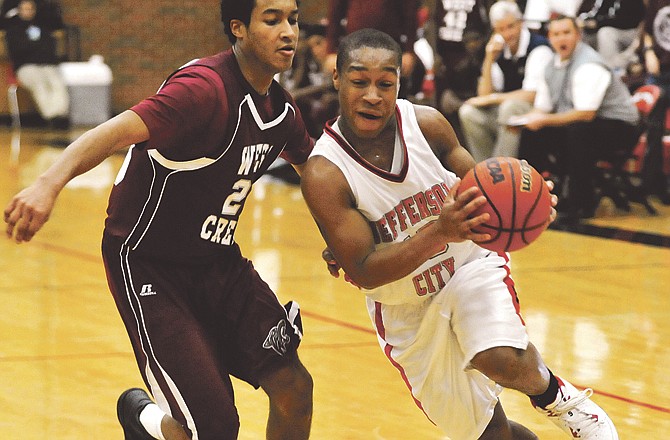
[346, 271, 387, 290]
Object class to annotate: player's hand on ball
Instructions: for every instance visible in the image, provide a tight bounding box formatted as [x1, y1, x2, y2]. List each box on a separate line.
[438, 180, 492, 243]
[545, 179, 558, 225]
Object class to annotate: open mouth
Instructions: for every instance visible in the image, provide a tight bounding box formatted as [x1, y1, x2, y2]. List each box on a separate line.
[358, 112, 381, 120]
[278, 46, 295, 55]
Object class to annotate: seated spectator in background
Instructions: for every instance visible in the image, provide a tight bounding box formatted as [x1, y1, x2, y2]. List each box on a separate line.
[425, 0, 493, 143]
[4, 0, 69, 127]
[514, 15, 639, 221]
[458, 0, 553, 161]
[324, 0, 422, 99]
[578, 0, 646, 73]
[0, 0, 63, 30]
[279, 22, 338, 138]
[640, 0, 670, 204]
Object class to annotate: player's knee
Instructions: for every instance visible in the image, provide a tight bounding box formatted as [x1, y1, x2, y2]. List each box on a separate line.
[471, 346, 527, 384]
[197, 413, 240, 440]
[262, 358, 313, 416]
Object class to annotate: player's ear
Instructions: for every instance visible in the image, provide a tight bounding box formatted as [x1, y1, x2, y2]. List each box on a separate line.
[230, 19, 246, 40]
[332, 69, 340, 91]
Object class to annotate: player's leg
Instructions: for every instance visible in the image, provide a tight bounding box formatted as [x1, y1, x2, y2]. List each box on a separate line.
[220, 257, 313, 440]
[103, 238, 241, 439]
[259, 353, 313, 440]
[471, 342, 549, 396]
[117, 387, 190, 440]
[458, 253, 618, 439]
[478, 401, 538, 440]
[367, 296, 505, 440]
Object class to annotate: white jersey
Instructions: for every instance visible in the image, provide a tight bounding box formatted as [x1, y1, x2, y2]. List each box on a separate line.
[311, 99, 489, 305]
[311, 99, 529, 439]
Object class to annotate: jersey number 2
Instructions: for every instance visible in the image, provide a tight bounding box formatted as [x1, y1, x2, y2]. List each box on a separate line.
[221, 179, 252, 216]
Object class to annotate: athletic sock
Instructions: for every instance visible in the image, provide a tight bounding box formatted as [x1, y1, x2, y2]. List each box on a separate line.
[139, 403, 167, 440]
[528, 369, 560, 409]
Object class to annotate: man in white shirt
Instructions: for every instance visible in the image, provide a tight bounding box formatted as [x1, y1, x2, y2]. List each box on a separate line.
[513, 15, 639, 221]
[458, 1, 553, 161]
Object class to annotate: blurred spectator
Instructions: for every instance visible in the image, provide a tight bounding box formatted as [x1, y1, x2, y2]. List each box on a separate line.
[578, 0, 646, 72]
[425, 0, 493, 143]
[278, 22, 338, 138]
[458, 0, 553, 161]
[324, 0, 423, 98]
[4, 0, 69, 126]
[514, 15, 639, 221]
[1, 0, 63, 30]
[640, 0, 670, 203]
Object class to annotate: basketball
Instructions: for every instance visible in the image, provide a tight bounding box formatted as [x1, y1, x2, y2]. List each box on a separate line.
[456, 157, 552, 253]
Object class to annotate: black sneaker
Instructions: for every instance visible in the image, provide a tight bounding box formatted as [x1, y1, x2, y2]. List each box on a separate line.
[117, 388, 155, 440]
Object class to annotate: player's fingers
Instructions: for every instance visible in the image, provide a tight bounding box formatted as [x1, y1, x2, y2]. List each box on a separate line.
[3, 199, 19, 237]
[15, 204, 50, 243]
[472, 233, 492, 245]
[22, 213, 48, 242]
[322, 247, 341, 278]
[4, 203, 25, 240]
[460, 194, 487, 219]
[13, 209, 36, 243]
[448, 179, 461, 199]
[547, 207, 557, 224]
[454, 186, 480, 205]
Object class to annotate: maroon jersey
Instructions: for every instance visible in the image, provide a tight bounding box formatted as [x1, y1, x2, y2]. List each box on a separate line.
[104, 50, 313, 260]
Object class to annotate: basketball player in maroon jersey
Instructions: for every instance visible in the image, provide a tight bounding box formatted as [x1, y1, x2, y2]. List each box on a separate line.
[4, 1, 314, 439]
[301, 28, 618, 440]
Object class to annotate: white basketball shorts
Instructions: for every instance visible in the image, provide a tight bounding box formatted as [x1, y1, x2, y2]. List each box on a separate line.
[366, 252, 529, 440]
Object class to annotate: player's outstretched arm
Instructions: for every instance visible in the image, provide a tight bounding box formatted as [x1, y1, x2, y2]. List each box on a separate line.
[4, 110, 149, 243]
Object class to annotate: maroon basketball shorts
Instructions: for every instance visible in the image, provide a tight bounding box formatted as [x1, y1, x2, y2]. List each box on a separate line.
[101, 233, 303, 437]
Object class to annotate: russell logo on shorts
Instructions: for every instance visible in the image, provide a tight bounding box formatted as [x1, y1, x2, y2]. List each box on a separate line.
[263, 319, 291, 355]
[138, 284, 157, 296]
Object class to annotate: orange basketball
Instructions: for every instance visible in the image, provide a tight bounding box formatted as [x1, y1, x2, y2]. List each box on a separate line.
[456, 157, 552, 252]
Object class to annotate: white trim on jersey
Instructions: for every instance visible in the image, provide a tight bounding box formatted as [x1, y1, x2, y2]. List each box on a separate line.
[148, 149, 215, 170]
[244, 94, 295, 130]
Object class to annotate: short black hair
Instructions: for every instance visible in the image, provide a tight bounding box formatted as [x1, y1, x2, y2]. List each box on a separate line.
[220, 0, 301, 45]
[336, 28, 402, 72]
[220, 0, 255, 45]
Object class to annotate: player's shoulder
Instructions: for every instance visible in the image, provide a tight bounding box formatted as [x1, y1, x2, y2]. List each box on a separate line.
[172, 62, 224, 85]
[413, 103, 449, 135]
[301, 153, 346, 194]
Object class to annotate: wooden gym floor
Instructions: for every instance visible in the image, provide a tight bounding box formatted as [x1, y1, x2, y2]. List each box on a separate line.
[1, 127, 669, 439]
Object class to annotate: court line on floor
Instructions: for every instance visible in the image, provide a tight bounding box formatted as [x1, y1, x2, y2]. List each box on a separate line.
[24, 241, 670, 415]
[30, 240, 102, 262]
[302, 309, 670, 416]
[549, 222, 670, 248]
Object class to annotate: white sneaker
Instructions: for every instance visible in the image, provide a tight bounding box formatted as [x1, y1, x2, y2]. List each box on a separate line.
[534, 376, 619, 439]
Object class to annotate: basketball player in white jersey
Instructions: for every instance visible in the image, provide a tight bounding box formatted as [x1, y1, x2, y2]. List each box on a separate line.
[301, 28, 618, 440]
